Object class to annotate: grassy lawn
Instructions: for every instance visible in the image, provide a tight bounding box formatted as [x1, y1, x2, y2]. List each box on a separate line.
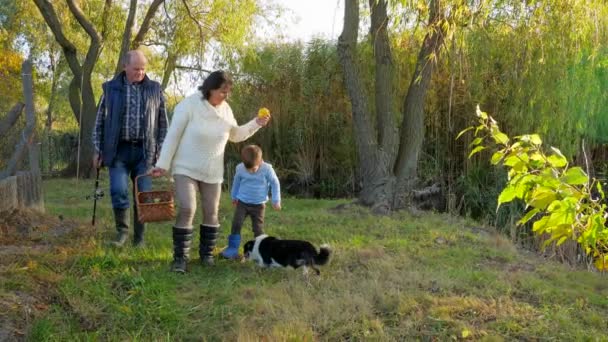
[1, 177, 607, 340]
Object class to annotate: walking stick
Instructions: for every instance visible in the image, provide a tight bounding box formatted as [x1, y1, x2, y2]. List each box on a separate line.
[87, 167, 104, 226]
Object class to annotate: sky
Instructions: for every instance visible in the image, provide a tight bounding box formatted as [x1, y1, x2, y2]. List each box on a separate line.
[264, 0, 344, 42]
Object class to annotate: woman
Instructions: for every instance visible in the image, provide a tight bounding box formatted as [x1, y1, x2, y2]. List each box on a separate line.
[151, 71, 270, 273]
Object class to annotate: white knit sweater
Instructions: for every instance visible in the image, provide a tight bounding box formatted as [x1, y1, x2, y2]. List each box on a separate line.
[155, 93, 261, 183]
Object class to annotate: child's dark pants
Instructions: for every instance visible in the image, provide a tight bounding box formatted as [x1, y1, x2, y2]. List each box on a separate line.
[231, 201, 265, 237]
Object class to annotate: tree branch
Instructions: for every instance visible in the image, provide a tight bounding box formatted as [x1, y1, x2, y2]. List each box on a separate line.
[175, 65, 212, 73]
[181, 0, 207, 40]
[338, 0, 388, 206]
[394, 0, 446, 185]
[161, 53, 178, 91]
[131, 0, 165, 49]
[0, 121, 35, 180]
[66, 0, 106, 80]
[101, 0, 113, 39]
[32, 0, 82, 79]
[66, 0, 102, 45]
[116, 0, 138, 75]
[369, 0, 397, 155]
[337, 0, 376, 151]
[0, 103, 24, 136]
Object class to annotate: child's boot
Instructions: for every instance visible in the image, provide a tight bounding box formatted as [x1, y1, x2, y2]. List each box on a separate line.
[220, 234, 241, 259]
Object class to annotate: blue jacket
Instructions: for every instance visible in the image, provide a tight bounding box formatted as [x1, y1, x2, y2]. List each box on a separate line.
[231, 162, 281, 205]
[94, 72, 168, 167]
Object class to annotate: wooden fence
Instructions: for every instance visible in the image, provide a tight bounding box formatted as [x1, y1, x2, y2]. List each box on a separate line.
[0, 60, 44, 213]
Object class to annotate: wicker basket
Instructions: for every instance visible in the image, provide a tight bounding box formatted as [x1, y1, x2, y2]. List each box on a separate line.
[134, 174, 175, 223]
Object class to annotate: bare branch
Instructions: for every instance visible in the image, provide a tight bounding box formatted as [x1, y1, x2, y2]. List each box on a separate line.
[131, 0, 165, 49]
[181, 0, 206, 40]
[175, 65, 212, 73]
[66, 0, 102, 44]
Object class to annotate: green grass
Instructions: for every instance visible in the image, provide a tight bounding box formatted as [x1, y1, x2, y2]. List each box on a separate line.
[1, 177, 608, 340]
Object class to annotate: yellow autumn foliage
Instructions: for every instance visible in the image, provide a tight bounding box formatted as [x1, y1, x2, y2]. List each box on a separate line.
[0, 49, 24, 112]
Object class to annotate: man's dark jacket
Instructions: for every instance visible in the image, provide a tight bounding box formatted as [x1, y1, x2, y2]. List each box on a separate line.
[98, 71, 167, 168]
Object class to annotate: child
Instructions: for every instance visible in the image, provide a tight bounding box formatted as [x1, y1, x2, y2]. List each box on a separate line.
[221, 145, 281, 259]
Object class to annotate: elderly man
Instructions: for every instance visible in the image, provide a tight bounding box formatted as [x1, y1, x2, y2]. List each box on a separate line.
[92, 50, 168, 247]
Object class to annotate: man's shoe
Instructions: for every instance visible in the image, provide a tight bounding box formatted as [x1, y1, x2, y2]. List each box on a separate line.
[133, 209, 146, 248]
[110, 231, 128, 247]
[111, 208, 129, 247]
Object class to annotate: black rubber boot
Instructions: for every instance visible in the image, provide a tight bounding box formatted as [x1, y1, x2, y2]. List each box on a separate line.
[133, 204, 146, 247]
[171, 227, 193, 273]
[199, 224, 219, 266]
[111, 208, 129, 247]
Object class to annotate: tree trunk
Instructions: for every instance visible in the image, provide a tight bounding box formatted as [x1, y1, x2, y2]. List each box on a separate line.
[369, 0, 397, 154]
[45, 51, 60, 172]
[45, 51, 59, 130]
[75, 91, 99, 178]
[338, 0, 388, 208]
[34, 0, 95, 175]
[161, 52, 178, 91]
[21, 60, 40, 174]
[66, 0, 108, 178]
[339, 0, 446, 213]
[393, 0, 445, 209]
[115, 0, 138, 75]
[338, 0, 399, 213]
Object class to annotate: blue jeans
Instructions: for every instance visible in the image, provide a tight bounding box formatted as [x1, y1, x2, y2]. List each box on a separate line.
[108, 142, 151, 209]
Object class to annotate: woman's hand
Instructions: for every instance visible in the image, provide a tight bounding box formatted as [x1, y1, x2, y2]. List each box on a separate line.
[256, 115, 270, 127]
[150, 167, 166, 177]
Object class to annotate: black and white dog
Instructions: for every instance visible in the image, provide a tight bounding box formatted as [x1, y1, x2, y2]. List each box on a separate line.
[243, 234, 331, 275]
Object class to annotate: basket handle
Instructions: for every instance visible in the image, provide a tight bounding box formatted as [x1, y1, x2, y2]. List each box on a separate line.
[134, 173, 149, 206]
[134, 173, 172, 206]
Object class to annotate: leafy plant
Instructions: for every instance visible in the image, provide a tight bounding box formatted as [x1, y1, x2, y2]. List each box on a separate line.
[459, 106, 608, 270]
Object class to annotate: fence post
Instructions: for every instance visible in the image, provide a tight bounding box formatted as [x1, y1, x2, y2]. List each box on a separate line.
[22, 60, 44, 212]
[22, 60, 40, 174]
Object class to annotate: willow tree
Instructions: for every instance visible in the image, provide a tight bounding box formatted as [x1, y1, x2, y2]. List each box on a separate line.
[338, 0, 454, 213]
[146, 0, 261, 91]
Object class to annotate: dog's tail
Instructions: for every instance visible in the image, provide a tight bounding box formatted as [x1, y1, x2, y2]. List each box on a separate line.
[314, 244, 331, 266]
